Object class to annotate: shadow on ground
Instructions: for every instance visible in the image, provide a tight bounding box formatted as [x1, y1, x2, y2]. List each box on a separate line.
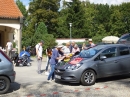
[55, 74, 130, 86]
[55, 80, 81, 86]
[7, 82, 21, 93]
[96, 74, 130, 83]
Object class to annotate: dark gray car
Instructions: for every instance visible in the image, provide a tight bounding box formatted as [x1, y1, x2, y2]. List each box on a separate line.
[55, 44, 130, 86]
[0, 50, 16, 94]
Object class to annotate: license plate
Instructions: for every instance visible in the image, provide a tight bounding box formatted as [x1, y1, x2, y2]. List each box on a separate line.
[55, 75, 61, 79]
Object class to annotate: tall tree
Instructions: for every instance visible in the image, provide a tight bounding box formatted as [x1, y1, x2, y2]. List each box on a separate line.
[120, 3, 130, 35]
[31, 22, 47, 46]
[16, 0, 28, 17]
[31, 22, 57, 51]
[16, 0, 29, 47]
[57, 0, 87, 38]
[28, 0, 60, 36]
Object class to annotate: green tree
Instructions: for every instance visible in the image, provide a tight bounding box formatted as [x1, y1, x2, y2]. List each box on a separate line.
[120, 3, 130, 35]
[16, 0, 29, 47]
[16, 0, 28, 17]
[83, 3, 98, 38]
[31, 22, 57, 52]
[31, 22, 48, 46]
[57, 0, 87, 38]
[28, 0, 60, 36]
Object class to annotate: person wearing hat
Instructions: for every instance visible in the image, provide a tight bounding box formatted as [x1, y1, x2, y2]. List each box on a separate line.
[88, 39, 95, 47]
[36, 40, 44, 74]
[82, 38, 95, 50]
[47, 44, 65, 82]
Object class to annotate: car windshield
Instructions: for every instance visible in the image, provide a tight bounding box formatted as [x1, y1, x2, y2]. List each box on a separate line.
[79, 45, 105, 58]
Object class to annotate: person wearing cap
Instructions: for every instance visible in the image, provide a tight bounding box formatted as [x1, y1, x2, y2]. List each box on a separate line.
[36, 40, 44, 74]
[47, 44, 65, 82]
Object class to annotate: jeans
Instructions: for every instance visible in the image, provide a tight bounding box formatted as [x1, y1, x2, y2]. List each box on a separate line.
[27, 57, 31, 63]
[46, 57, 51, 71]
[47, 64, 56, 80]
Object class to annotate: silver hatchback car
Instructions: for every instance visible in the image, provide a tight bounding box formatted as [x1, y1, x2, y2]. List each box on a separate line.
[55, 44, 130, 86]
[0, 50, 15, 94]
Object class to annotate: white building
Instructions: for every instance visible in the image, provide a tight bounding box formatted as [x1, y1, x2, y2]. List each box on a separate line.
[56, 38, 86, 44]
[0, 0, 23, 53]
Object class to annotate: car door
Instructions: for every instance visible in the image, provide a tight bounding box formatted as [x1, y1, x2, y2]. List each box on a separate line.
[97, 47, 121, 77]
[117, 46, 130, 73]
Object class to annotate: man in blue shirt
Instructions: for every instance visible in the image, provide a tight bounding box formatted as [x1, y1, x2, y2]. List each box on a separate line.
[47, 44, 65, 81]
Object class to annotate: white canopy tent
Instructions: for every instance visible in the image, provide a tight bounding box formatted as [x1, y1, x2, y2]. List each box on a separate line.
[102, 36, 119, 43]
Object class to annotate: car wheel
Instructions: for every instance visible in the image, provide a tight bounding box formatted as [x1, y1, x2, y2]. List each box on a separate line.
[81, 70, 96, 86]
[0, 76, 10, 94]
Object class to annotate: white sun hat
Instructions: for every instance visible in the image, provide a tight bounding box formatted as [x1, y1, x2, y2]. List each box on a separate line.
[55, 44, 64, 48]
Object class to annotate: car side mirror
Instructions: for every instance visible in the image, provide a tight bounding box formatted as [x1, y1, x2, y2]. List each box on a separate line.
[100, 56, 107, 61]
[0, 59, 1, 62]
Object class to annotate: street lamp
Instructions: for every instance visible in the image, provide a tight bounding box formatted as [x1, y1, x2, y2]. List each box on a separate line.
[69, 23, 72, 42]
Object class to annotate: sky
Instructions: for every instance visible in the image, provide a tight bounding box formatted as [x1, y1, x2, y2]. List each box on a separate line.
[20, 0, 130, 10]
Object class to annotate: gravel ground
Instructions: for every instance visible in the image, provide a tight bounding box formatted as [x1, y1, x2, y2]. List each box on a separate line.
[1, 57, 130, 97]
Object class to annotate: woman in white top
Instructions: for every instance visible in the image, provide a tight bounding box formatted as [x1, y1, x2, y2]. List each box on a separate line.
[62, 42, 70, 56]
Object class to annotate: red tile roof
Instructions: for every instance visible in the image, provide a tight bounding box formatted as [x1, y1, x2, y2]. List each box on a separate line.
[0, 0, 23, 19]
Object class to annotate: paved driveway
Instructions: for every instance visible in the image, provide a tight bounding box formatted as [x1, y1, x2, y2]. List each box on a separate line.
[1, 57, 130, 97]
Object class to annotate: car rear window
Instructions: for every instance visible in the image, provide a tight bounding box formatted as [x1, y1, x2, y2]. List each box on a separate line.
[119, 47, 130, 56]
[0, 50, 12, 63]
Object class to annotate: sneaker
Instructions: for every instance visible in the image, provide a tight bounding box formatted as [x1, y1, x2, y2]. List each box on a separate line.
[45, 72, 49, 76]
[47, 80, 51, 83]
[27, 63, 31, 66]
[37, 71, 41, 74]
[51, 80, 55, 82]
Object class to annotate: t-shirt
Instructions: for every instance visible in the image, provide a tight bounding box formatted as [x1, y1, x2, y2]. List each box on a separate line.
[50, 48, 59, 65]
[62, 46, 70, 55]
[6, 42, 12, 50]
[35, 43, 43, 57]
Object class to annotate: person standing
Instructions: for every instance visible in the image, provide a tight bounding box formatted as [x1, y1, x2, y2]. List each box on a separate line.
[62, 42, 70, 56]
[88, 39, 95, 47]
[45, 47, 52, 75]
[70, 41, 75, 53]
[6, 40, 13, 58]
[47, 45, 64, 82]
[82, 39, 95, 50]
[72, 44, 80, 55]
[36, 40, 44, 74]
